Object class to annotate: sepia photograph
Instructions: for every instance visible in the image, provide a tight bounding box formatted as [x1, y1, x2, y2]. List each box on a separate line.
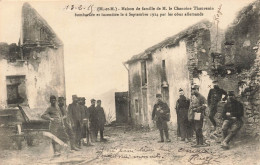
[0, 0, 259, 164]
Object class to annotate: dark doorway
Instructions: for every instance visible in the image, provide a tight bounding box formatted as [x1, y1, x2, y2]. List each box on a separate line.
[115, 92, 129, 123]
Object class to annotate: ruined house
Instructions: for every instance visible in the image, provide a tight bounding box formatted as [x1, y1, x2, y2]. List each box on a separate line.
[125, 0, 260, 138]
[125, 20, 221, 126]
[0, 3, 65, 112]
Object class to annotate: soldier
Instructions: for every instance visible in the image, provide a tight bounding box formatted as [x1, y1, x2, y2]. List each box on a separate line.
[58, 97, 79, 151]
[78, 97, 92, 146]
[176, 88, 193, 142]
[221, 91, 244, 149]
[152, 94, 171, 143]
[68, 95, 82, 149]
[207, 80, 227, 131]
[41, 95, 68, 156]
[88, 99, 98, 142]
[188, 85, 207, 147]
[96, 100, 107, 142]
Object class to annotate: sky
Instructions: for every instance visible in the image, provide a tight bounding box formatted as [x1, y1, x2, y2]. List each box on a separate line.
[0, 0, 255, 104]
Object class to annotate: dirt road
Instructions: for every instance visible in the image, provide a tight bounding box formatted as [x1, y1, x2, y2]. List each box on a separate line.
[0, 126, 260, 165]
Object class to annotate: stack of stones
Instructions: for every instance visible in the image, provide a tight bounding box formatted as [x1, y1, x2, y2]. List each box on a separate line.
[241, 41, 260, 140]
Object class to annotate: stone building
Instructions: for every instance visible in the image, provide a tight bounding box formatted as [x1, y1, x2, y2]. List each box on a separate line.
[124, 20, 221, 126]
[0, 3, 65, 112]
[125, 0, 260, 138]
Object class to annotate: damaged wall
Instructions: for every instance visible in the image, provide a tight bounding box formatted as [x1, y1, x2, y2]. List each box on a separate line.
[187, 0, 260, 138]
[127, 22, 216, 126]
[0, 3, 65, 112]
[222, 0, 260, 138]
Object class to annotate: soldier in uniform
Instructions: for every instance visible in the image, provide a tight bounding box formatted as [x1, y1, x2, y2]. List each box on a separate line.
[41, 95, 68, 156]
[176, 88, 193, 141]
[68, 95, 82, 148]
[152, 94, 171, 143]
[58, 97, 79, 151]
[221, 91, 244, 149]
[78, 97, 92, 146]
[188, 85, 207, 147]
[207, 80, 227, 131]
[88, 99, 98, 142]
[96, 100, 107, 142]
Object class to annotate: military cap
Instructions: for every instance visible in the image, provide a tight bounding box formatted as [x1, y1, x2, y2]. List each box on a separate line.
[179, 88, 183, 92]
[58, 97, 65, 101]
[72, 95, 77, 98]
[81, 97, 86, 100]
[91, 99, 96, 102]
[50, 95, 56, 100]
[156, 94, 162, 98]
[227, 91, 235, 96]
[191, 85, 198, 90]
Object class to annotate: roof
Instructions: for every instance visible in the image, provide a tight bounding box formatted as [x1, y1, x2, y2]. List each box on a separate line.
[125, 20, 213, 64]
[22, 3, 63, 46]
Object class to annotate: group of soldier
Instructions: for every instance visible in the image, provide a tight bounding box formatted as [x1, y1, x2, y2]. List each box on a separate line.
[152, 80, 244, 149]
[41, 95, 106, 156]
[41, 81, 244, 156]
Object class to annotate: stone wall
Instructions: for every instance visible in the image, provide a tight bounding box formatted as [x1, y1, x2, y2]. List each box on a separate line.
[0, 3, 65, 112]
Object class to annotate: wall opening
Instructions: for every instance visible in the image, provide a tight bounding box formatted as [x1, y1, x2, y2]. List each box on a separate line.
[141, 61, 147, 86]
[6, 75, 27, 106]
[162, 60, 167, 82]
[135, 99, 139, 113]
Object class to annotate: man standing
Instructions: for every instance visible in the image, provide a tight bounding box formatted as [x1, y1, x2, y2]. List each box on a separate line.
[207, 80, 227, 131]
[152, 94, 171, 143]
[221, 91, 244, 149]
[68, 95, 82, 148]
[88, 99, 98, 142]
[176, 89, 193, 142]
[96, 100, 107, 142]
[58, 97, 79, 151]
[78, 97, 92, 146]
[189, 85, 207, 147]
[41, 95, 68, 156]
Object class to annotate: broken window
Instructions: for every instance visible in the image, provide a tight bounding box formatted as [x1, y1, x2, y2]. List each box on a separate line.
[141, 61, 147, 86]
[8, 44, 22, 62]
[162, 60, 167, 81]
[135, 99, 139, 113]
[161, 60, 169, 88]
[6, 76, 27, 106]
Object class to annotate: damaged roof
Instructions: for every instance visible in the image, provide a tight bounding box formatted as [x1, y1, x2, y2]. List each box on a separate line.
[22, 2, 63, 46]
[125, 20, 213, 64]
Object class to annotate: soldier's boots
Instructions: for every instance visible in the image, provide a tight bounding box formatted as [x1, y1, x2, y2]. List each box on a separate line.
[164, 130, 171, 142]
[221, 133, 234, 149]
[158, 130, 164, 143]
[100, 131, 107, 142]
[221, 141, 229, 149]
[222, 130, 228, 140]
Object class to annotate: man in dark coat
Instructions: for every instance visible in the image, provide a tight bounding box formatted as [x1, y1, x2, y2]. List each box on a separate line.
[78, 97, 92, 146]
[58, 97, 79, 151]
[41, 95, 68, 156]
[221, 91, 244, 149]
[96, 100, 107, 142]
[176, 88, 193, 141]
[189, 85, 207, 147]
[88, 99, 98, 142]
[68, 95, 82, 148]
[207, 80, 227, 131]
[152, 94, 171, 143]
